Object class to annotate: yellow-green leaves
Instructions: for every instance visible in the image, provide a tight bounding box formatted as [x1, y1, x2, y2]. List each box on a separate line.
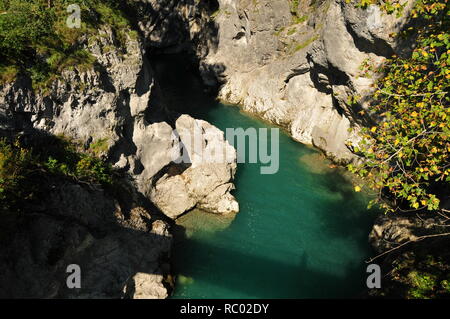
[347, 0, 450, 213]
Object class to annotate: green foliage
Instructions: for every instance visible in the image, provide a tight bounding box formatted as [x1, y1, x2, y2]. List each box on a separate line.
[408, 271, 438, 298]
[0, 134, 117, 245]
[0, 139, 32, 208]
[357, 58, 376, 78]
[0, 0, 132, 88]
[89, 138, 110, 156]
[0, 139, 33, 242]
[0, 135, 114, 216]
[349, 0, 407, 16]
[0, 65, 19, 85]
[348, 0, 450, 213]
[293, 14, 308, 24]
[403, 254, 450, 299]
[381, 248, 450, 298]
[441, 279, 450, 292]
[37, 135, 114, 185]
[289, 0, 308, 24]
[287, 28, 297, 36]
[292, 35, 319, 52]
[290, 0, 300, 16]
[0, 0, 53, 63]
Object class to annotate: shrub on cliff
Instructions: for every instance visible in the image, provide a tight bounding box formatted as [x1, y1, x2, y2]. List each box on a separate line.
[0, 139, 33, 213]
[348, 0, 449, 213]
[0, 135, 114, 218]
[0, 0, 132, 88]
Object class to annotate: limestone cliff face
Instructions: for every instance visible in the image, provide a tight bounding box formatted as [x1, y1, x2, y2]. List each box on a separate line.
[0, 0, 423, 299]
[199, 0, 415, 163]
[129, 0, 219, 54]
[0, 11, 238, 219]
[0, 1, 237, 299]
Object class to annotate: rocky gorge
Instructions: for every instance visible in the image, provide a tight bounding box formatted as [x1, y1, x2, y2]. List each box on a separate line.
[0, 0, 239, 298]
[199, 0, 417, 163]
[0, 0, 445, 298]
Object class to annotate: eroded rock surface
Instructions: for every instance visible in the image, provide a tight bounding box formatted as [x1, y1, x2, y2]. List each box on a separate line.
[150, 115, 238, 218]
[0, 0, 420, 299]
[0, 181, 172, 298]
[369, 213, 449, 254]
[0, 18, 238, 220]
[0, 2, 237, 299]
[200, 0, 415, 163]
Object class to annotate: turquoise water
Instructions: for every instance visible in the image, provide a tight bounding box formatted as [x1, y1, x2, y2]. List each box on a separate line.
[152, 54, 377, 298]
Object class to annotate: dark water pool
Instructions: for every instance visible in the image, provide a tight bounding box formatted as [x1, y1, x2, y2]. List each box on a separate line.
[151, 54, 377, 298]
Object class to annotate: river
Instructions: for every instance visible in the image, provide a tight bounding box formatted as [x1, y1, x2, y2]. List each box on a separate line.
[151, 54, 377, 298]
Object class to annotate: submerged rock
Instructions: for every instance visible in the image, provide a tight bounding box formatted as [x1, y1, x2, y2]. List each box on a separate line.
[175, 208, 236, 238]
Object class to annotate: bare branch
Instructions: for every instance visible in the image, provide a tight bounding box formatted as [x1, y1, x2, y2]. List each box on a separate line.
[366, 232, 450, 264]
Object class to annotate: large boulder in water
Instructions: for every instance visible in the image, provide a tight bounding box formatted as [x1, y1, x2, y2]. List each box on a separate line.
[149, 115, 239, 219]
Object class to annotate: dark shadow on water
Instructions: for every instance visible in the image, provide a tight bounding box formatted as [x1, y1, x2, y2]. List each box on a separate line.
[149, 42, 374, 300]
[311, 169, 379, 254]
[172, 223, 368, 299]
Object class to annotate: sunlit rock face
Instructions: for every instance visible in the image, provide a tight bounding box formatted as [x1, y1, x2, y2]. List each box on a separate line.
[149, 114, 238, 219]
[0, 1, 238, 299]
[0, 1, 239, 219]
[0, 0, 418, 299]
[199, 0, 415, 163]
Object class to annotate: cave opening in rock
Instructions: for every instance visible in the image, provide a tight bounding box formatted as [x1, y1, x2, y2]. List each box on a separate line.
[147, 52, 220, 120]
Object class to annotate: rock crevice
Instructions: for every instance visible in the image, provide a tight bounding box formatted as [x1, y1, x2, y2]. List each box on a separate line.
[198, 0, 415, 163]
